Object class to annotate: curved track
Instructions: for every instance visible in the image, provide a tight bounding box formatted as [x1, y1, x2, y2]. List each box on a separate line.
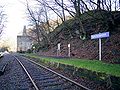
[14, 56, 39, 90]
[14, 55, 91, 90]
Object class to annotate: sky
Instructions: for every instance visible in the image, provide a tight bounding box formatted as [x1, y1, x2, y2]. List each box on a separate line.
[0, 0, 55, 51]
[0, 0, 28, 51]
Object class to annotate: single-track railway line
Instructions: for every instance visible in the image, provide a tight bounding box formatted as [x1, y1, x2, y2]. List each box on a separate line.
[13, 55, 91, 90]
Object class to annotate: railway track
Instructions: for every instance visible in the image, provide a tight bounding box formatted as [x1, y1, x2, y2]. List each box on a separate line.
[13, 55, 91, 90]
[14, 56, 39, 90]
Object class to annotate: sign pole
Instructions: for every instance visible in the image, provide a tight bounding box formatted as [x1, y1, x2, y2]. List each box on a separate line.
[99, 38, 101, 61]
[57, 49, 58, 56]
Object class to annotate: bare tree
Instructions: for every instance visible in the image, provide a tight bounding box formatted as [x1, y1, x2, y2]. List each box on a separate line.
[0, 6, 6, 36]
[25, 0, 52, 51]
[43, 0, 86, 39]
[26, 1, 41, 45]
[43, 4, 51, 32]
[97, 0, 101, 10]
[27, 0, 120, 42]
[36, 0, 65, 23]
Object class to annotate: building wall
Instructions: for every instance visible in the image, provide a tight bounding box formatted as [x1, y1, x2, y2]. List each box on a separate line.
[17, 36, 32, 52]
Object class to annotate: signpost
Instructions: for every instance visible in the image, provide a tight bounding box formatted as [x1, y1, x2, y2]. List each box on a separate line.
[91, 32, 109, 39]
[91, 32, 109, 60]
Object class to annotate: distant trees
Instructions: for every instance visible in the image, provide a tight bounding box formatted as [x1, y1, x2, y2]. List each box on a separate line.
[0, 46, 9, 52]
[0, 6, 6, 36]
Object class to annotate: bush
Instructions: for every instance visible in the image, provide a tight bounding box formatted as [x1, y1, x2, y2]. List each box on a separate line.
[27, 49, 32, 53]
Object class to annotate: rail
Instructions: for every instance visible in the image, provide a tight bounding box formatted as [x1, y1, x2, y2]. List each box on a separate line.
[22, 56, 91, 90]
[14, 56, 39, 90]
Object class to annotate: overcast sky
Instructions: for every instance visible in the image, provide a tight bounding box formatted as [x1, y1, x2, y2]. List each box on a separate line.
[0, 0, 28, 51]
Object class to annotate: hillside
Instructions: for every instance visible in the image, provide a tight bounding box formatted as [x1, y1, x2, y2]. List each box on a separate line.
[38, 10, 120, 63]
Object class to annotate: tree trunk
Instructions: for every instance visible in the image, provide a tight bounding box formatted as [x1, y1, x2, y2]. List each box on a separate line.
[62, 0, 65, 21]
[97, 0, 101, 10]
[74, 0, 86, 40]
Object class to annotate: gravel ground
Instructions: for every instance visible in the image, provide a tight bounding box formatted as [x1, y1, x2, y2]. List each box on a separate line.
[0, 54, 33, 90]
[16, 55, 85, 90]
[0, 54, 87, 90]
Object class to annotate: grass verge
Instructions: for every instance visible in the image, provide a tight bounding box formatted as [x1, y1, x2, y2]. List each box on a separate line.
[24, 53, 120, 77]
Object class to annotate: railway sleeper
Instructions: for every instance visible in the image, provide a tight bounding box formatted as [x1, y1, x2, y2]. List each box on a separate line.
[40, 74, 55, 77]
[42, 82, 76, 90]
[39, 77, 62, 83]
[36, 75, 58, 81]
[40, 80, 64, 87]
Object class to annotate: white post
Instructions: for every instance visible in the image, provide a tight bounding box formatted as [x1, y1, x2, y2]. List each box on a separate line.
[99, 38, 101, 60]
[33, 46, 35, 53]
[57, 43, 61, 56]
[68, 44, 70, 57]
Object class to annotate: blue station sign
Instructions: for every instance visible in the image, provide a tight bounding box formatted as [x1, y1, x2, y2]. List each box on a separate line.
[91, 32, 109, 39]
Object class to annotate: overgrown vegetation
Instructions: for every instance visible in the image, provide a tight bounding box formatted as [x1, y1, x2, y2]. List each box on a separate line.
[25, 0, 120, 52]
[24, 0, 120, 64]
[25, 53, 120, 77]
